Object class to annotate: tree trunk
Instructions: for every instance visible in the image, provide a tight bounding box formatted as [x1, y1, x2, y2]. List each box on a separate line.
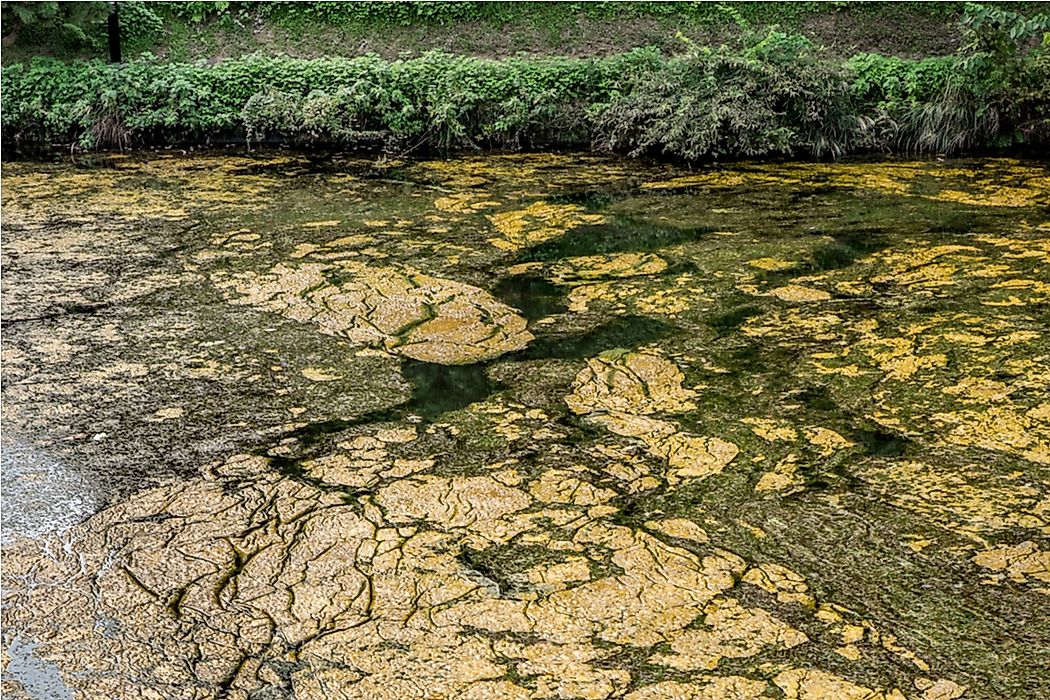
[108, 3, 121, 63]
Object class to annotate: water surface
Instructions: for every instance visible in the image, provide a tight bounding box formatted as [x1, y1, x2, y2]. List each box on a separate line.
[2, 153, 1048, 699]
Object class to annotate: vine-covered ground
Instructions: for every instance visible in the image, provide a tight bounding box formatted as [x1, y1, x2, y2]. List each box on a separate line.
[2, 2, 1023, 64]
[1, 153, 1048, 699]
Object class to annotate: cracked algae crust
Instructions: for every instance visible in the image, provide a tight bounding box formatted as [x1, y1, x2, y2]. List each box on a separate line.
[565, 349, 698, 416]
[215, 260, 533, 364]
[2, 449, 960, 700]
[566, 349, 739, 483]
[7, 153, 1048, 700]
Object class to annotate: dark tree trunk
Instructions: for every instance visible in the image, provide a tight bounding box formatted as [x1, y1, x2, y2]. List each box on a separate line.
[108, 3, 121, 63]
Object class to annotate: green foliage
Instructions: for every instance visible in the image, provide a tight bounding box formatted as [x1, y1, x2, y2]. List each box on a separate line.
[5, 1, 1044, 66]
[165, 2, 234, 25]
[844, 53, 989, 152]
[961, 2, 1049, 65]
[595, 30, 868, 159]
[1, 1, 107, 48]
[119, 3, 165, 48]
[145, 1, 991, 33]
[232, 51, 646, 149]
[1, 1, 167, 58]
[2, 18, 1046, 158]
[958, 2, 1050, 144]
[843, 3, 1050, 151]
[596, 28, 923, 159]
[257, 2, 492, 29]
[1, 51, 639, 151]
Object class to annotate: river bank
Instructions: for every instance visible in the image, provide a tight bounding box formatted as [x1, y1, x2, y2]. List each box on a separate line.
[3, 4, 1047, 160]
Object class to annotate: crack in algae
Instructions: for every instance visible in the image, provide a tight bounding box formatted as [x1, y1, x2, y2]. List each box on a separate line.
[213, 260, 532, 365]
[565, 349, 739, 485]
[4, 153, 1049, 699]
[3, 444, 958, 699]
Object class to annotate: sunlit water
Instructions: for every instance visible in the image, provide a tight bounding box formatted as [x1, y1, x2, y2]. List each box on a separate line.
[1, 153, 1047, 699]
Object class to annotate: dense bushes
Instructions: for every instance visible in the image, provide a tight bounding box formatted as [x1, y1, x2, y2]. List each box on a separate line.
[842, 6, 1050, 153]
[590, 4, 1047, 160]
[3, 12, 1047, 159]
[595, 32, 871, 159]
[1, 51, 653, 151]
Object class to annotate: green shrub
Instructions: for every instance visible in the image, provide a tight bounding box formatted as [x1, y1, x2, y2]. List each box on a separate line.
[958, 2, 1050, 144]
[2, 31, 1046, 157]
[845, 53, 986, 151]
[596, 30, 874, 159]
[843, 3, 1050, 151]
[118, 3, 166, 48]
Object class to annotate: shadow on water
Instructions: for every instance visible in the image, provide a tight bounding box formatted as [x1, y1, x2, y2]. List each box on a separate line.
[520, 315, 677, 360]
[266, 360, 495, 454]
[795, 385, 840, 413]
[744, 229, 893, 293]
[492, 275, 567, 321]
[402, 361, 494, 418]
[853, 427, 912, 457]
[272, 312, 676, 458]
[928, 210, 981, 235]
[515, 219, 716, 263]
[549, 188, 629, 209]
[808, 231, 891, 273]
[267, 257, 677, 475]
[265, 312, 676, 480]
[708, 302, 763, 337]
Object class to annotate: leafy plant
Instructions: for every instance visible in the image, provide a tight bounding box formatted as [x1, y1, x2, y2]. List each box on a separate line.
[2, 23, 1046, 159]
[1, 1, 107, 48]
[958, 2, 1050, 144]
[119, 3, 165, 47]
[595, 29, 866, 159]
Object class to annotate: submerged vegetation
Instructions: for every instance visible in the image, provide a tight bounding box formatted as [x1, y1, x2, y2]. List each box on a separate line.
[2, 3, 1048, 158]
[2, 151, 1048, 699]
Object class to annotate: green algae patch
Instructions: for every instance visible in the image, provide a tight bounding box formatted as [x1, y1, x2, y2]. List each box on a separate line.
[638, 159, 1050, 210]
[487, 202, 607, 251]
[3, 153, 1049, 699]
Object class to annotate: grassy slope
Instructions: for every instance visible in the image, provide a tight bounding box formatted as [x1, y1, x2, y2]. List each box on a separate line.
[4, 1, 1042, 65]
[157, 5, 963, 63]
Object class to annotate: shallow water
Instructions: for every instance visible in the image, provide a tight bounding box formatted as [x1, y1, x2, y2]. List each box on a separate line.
[1, 153, 1048, 699]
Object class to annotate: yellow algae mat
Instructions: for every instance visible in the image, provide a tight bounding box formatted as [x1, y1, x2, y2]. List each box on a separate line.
[2, 153, 1047, 699]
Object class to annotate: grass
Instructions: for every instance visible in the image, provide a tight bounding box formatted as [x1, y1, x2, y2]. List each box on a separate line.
[2, 1, 1045, 65]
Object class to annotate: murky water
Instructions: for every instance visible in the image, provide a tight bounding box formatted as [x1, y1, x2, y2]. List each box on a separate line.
[1, 153, 1047, 700]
